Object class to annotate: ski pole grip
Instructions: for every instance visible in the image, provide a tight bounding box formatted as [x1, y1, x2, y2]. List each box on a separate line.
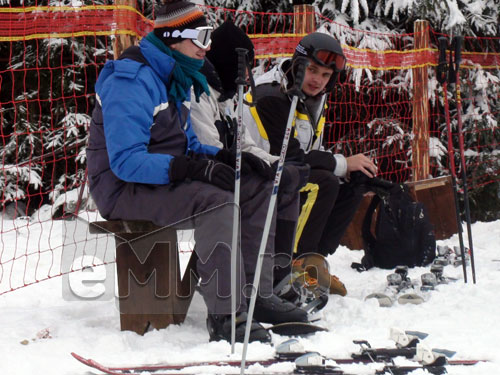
[437, 37, 448, 85]
[287, 56, 309, 99]
[452, 36, 463, 69]
[235, 48, 248, 86]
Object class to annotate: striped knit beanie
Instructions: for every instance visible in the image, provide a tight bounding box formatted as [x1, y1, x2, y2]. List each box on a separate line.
[153, 0, 208, 46]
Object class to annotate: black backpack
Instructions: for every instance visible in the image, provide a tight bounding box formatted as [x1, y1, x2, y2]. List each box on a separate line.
[355, 181, 436, 270]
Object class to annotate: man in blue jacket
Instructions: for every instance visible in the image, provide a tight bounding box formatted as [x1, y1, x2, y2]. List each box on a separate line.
[87, 0, 306, 343]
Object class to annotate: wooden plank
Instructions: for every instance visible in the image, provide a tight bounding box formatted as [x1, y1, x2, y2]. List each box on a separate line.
[407, 176, 458, 240]
[411, 20, 430, 181]
[293, 4, 315, 34]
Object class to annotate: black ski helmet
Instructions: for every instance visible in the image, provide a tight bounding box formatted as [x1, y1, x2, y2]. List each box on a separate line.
[292, 32, 346, 92]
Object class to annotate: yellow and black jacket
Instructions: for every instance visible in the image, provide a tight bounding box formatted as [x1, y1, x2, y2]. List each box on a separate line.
[242, 60, 330, 156]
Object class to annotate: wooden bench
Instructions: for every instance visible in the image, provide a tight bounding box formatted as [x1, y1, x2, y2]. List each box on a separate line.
[89, 220, 198, 335]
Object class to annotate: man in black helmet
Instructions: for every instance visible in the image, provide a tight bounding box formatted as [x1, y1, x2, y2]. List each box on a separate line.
[242, 32, 378, 297]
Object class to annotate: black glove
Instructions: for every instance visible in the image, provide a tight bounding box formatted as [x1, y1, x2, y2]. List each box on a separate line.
[304, 150, 336, 172]
[214, 148, 234, 166]
[215, 149, 273, 179]
[348, 171, 400, 195]
[241, 152, 273, 179]
[273, 161, 311, 193]
[169, 155, 235, 191]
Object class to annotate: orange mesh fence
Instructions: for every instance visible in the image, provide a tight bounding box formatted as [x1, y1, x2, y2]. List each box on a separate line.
[318, 17, 500, 187]
[0, 4, 498, 295]
[0, 5, 152, 41]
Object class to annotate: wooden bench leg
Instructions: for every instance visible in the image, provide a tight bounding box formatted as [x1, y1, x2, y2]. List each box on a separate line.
[114, 229, 197, 335]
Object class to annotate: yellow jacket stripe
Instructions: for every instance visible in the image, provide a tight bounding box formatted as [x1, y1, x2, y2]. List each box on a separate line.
[294, 182, 319, 253]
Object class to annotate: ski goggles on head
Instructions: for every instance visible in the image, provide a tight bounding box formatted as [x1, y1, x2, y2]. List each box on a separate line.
[165, 26, 213, 49]
[311, 49, 346, 71]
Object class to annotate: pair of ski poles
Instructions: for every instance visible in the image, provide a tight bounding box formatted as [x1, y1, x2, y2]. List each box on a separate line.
[436, 36, 476, 284]
[227, 48, 309, 373]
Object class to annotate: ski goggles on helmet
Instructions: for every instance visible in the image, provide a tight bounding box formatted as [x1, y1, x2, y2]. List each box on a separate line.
[164, 26, 213, 49]
[311, 49, 346, 71]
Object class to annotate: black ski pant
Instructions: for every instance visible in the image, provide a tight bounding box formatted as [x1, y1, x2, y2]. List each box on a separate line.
[295, 168, 364, 257]
[106, 173, 298, 316]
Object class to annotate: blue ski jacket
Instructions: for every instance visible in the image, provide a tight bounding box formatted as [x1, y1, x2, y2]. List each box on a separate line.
[87, 38, 220, 217]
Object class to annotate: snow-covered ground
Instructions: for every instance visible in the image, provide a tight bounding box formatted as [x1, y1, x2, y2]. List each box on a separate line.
[0, 215, 499, 374]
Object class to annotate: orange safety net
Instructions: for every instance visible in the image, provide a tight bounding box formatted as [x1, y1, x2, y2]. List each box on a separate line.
[0, 5, 153, 41]
[0, 4, 498, 296]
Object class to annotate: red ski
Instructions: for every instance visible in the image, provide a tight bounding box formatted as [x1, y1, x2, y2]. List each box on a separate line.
[71, 351, 482, 375]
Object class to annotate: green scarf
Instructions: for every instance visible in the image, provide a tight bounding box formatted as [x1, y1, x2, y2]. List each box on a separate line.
[145, 32, 209, 103]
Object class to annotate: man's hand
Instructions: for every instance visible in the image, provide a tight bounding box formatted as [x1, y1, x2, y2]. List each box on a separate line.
[346, 154, 377, 179]
[215, 149, 273, 179]
[303, 150, 336, 171]
[169, 156, 235, 191]
[242, 152, 273, 179]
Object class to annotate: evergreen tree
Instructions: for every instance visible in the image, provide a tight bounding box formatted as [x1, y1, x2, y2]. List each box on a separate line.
[0, 0, 112, 216]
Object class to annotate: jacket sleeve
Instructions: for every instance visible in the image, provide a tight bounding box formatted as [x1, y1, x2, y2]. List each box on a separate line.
[184, 111, 220, 156]
[98, 62, 175, 185]
[190, 89, 224, 148]
[241, 126, 279, 164]
[255, 95, 303, 160]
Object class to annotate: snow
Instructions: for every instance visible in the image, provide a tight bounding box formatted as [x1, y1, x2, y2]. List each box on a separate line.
[1, 217, 499, 374]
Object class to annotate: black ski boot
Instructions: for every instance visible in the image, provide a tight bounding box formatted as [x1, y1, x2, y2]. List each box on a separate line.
[253, 294, 309, 324]
[206, 312, 271, 343]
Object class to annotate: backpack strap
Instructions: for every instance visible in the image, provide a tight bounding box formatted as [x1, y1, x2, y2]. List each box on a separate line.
[351, 194, 381, 272]
[362, 194, 381, 252]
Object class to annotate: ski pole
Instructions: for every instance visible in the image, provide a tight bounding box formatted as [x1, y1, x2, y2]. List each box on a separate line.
[240, 57, 309, 375]
[437, 37, 468, 283]
[450, 36, 476, 283]
[229, 47, 249, 354]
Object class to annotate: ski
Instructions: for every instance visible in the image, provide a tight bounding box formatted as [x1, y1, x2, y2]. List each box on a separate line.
[74, 349, 478, 375]
[71, 329, 483, 374]
[365, 262, 461, 307]
[72, 351, 304, 375]
[365, 266, 426, 307]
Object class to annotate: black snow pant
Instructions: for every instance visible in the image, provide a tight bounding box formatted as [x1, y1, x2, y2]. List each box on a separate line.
[294, 169, 364, 257]
[106, 172, 298, 316]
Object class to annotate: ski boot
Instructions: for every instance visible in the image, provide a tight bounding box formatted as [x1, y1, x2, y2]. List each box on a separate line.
[207, 312, 271, 343]
[292, 253, 347, 296]
[274, 272, 329, 315]
[253, 294, 309, 324]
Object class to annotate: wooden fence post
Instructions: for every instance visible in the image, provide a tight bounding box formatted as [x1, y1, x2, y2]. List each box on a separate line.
[411, 20, 430, 181]
[113, 0, 137, 60]
[293, 4, 315, 34]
